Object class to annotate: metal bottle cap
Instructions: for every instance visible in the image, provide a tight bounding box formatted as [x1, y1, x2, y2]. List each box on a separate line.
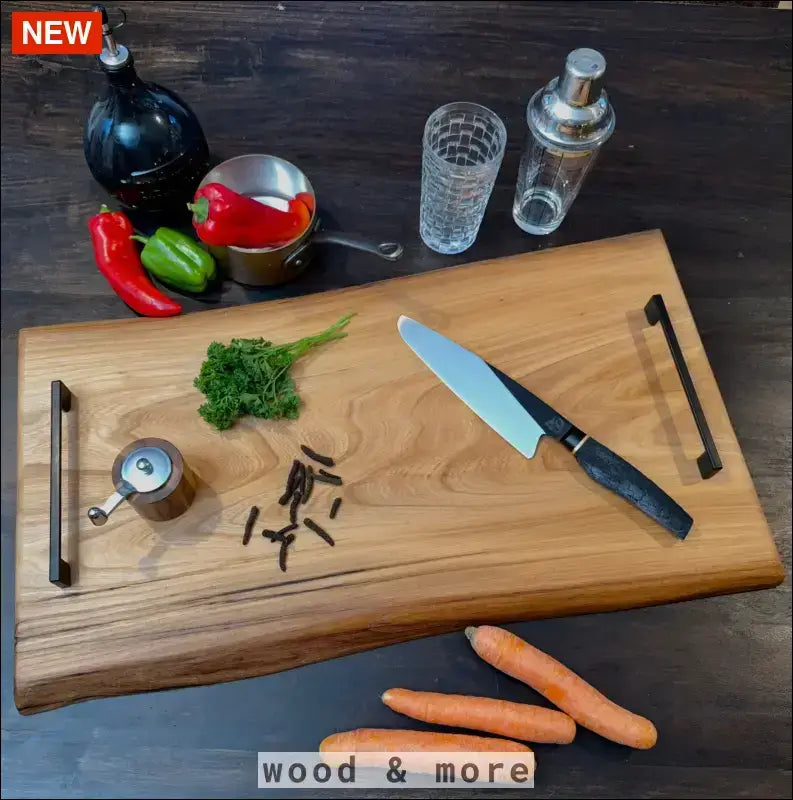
[527, 48, 615, 151]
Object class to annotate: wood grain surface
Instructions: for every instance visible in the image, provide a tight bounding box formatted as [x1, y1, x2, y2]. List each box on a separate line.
[15, 231, 783, 714]
[2, 1, 790, 798]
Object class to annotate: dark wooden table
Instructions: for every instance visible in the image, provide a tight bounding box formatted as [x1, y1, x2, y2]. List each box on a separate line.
[1, 2, 790, 797]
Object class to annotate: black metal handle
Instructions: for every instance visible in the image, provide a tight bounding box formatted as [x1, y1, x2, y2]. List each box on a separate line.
[644, 294, 722, 480]
[50, 380, 72, 588]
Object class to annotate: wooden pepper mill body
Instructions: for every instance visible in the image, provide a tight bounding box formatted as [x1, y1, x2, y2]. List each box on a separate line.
[111, 437, 195, 521]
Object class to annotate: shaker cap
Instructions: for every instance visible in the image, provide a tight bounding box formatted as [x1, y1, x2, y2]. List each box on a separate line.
[558, 48, 606, 106]
[527, 47, 615, 150]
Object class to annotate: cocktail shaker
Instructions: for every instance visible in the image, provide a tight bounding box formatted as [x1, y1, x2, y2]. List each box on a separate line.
[513, 48, 615, 235]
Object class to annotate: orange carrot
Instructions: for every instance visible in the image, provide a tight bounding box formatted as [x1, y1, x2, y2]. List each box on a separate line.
[465, 626, 657, 750]
[320, 728, 531, 754]
[382, 688, 575, 744]
[320, 728, 534, 778]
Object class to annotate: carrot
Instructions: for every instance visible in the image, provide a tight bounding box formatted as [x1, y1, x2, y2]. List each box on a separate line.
[320, 728, 534, 779]
[382, 688, 575, 744]
[320, 728, 531, 754]
[465, 626, 657, 750]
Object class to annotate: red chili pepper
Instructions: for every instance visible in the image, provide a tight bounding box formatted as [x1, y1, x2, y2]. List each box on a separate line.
[88, 206, 182, 317]
[187, 183, 311, 249]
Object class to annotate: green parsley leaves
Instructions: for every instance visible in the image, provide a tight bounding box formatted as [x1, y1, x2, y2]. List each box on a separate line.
[194, 314, 353, 431]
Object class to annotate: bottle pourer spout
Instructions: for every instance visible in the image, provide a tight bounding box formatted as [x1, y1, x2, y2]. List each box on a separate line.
[93, 5, 129, 68]
[93, 5, 117, 55]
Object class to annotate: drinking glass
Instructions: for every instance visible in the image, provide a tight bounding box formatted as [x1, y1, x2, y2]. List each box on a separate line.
[420, 102, 507, 255]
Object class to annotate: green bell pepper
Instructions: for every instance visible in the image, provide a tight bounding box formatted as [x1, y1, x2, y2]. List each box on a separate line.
[131, 228, 216, 293]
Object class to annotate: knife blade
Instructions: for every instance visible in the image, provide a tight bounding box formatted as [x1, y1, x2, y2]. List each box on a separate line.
[398, 316, 693, 539]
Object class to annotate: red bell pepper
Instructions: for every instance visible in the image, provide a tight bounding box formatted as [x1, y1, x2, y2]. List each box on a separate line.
[187, 183, 311, 249]
[88, 206, 182, 317]
[296, 191, 315, 215]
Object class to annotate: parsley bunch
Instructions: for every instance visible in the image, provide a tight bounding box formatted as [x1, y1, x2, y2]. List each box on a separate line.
[194, 313, 353, 431]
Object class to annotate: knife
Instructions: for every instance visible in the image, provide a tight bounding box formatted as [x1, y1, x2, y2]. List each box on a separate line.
[398, 316, 692, 539]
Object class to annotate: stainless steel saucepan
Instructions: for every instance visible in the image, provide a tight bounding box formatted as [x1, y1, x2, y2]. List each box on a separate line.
[197, 154, 403, 286]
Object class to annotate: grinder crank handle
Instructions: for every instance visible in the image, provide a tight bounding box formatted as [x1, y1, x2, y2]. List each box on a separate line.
[87, 480, 136, 526]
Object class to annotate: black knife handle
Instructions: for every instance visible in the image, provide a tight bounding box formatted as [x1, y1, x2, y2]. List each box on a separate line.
[573, 436, 693, 539]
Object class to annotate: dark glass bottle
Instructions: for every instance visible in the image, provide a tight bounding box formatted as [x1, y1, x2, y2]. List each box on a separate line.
[84, 6, 209, 215]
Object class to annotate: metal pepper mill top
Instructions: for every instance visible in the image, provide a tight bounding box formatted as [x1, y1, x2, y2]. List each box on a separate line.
[527, 47, 615, 151]
[88, 438, 195, 525]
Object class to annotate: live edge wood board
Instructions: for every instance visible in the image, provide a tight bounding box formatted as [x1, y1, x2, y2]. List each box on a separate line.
[15, 230, 783, 714]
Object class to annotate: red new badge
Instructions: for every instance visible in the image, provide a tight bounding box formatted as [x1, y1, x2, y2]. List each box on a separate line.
[11, 11, 102, 55]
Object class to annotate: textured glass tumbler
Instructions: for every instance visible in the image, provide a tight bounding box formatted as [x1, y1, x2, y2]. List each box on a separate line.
[420, 102, 507, 255]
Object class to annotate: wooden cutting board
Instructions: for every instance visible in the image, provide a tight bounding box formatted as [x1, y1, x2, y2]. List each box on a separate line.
[15, 230, 783, 714]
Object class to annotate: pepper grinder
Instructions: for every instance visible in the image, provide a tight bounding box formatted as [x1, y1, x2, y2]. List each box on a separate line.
[512, 48, 615, 235]
[88, 438, 195, 525]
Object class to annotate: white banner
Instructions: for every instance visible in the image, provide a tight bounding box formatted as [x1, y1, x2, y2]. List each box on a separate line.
[257, 751, 535, 789]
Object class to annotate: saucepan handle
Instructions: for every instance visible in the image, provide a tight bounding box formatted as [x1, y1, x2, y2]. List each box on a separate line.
[50, 380, 72, 588]
[312, 230, 403, 262]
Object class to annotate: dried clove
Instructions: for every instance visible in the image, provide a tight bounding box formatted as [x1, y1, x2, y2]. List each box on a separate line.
[243, 505, 259, 545]
[302, 465, 314, 504]
[329, 497, 342, 519]
[276, 522, 298, 537]
[315, 469, 343, 486]
[286, 458, 301, 486]
[304, 517, 334, 547]
[298, 462, 307, 498]
[289, 490, 302, 524]
[300, 444, 335, 468]
[279, 532, 296, 572]
[279, 459, 302, 505]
